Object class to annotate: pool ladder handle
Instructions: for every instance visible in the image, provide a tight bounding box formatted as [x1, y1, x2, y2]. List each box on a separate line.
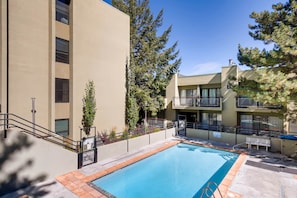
[200, 181, 223, 198]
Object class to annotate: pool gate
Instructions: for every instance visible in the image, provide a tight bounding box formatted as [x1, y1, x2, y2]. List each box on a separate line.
[78, 133, 98, 169]
[177, 114, 186, 136]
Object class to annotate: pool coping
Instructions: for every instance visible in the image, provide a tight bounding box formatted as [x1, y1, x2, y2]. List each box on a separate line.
[56, 140, 246, 198]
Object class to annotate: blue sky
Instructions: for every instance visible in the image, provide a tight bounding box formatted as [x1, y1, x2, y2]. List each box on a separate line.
[103, 0, 287, 75]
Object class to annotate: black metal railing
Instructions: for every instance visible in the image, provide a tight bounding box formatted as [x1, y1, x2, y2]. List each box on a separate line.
[0, 113, 80, 152]
[186, 122, 222, 131]
[96, 119, 174, 146]
[236, 97, 282, 109]
[173, 97, 221, 108]
[236, 126, 282, 137]
[185, 121, 283, 137]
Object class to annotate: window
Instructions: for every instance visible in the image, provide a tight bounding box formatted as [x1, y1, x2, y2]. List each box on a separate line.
[179, 88, 197, 106]
[55, 119, 69, 137]
[56, 37, 69, 64]
[55, 78, 69, 102]
[236, 96, 257, 107]
[186, 89, 197, 97]
[56, 0, 70, 24]
[267, 116, 283, 131]
[239, 114, 283, 134]
[201, 112, 222, 130]
[200, 88, 221, 106]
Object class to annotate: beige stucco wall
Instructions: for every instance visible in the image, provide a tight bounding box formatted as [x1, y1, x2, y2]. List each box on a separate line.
[221, 66, 238, 127]
[178, 73, 221, 86]
[0, 128, 77, 195]
[166, 74, 178, 120]
[55, 62, 70, 79]
[185, 129, 296, 155]
[8, 0, 52, 128]
[97, 128, 175, 161]
[55, 21, 69, 40]
[281, 139, 297, 157]
[71, 0, 129, 140]
[1, 0, 129, 141]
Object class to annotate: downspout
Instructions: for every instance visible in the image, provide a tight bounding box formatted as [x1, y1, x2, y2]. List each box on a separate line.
[6, 0, 9, 114]
[4, 0, 9, 138]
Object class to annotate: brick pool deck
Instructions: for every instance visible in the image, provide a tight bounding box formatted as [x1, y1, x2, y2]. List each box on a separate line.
[56, 140, 246, 198]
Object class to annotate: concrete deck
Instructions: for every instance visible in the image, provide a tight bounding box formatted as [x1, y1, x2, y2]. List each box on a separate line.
[2, 138, 297, 198]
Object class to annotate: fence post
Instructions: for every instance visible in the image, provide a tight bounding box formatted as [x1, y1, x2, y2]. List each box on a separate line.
[78, 152, 83, 169]
[235, 127, 237, 145]
[31, 97, 36, 135]
[127, 131, 129, 152]
[4, 113, 8, 138]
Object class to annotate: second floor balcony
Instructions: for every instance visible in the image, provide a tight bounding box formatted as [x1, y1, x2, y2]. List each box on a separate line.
[173, 97, 221, 109]
[236, 97, 282, 109]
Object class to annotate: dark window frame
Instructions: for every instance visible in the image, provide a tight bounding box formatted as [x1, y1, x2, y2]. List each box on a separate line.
[55, 78, 69, 103]
[200, 112, 222, 129]
[56, 37, 69, 64]
[55, 119, 69, 137]
[56, 0, 70, 24]
[239, 113, 283, 133]
[200, 88, 221, 107]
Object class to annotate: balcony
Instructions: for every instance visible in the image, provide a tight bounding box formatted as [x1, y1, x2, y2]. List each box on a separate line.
[237, 126, 282, 137]
[56, 0, 69, 24]
[186, 122, 222, 131]
[173, 97, 221, 109]
[185, 122, 283, 137]
[236, 97, 281, 109]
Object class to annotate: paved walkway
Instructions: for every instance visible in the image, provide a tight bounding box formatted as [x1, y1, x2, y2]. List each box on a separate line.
[2, 138, 297, 198]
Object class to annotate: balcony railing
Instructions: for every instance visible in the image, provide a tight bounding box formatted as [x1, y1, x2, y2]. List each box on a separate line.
[56, 0, 69, 24]
[173, 97, 221, 108]
[236, 97, 281, 109]
[186, 122, 222, 131]
[185, 122, 283, 137]
[236, 127, 282, 137]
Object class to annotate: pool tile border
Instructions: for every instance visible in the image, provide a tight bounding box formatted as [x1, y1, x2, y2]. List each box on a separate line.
[56, 140, 246, 198]
[214, 153, 246, 198]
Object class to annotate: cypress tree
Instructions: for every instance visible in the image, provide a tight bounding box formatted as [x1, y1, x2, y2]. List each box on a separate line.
[82, 80, 97, 135]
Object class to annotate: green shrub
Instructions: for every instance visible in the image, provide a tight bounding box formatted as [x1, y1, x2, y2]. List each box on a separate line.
[153, 127, 161, 132]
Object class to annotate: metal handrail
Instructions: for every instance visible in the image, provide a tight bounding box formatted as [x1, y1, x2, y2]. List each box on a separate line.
[0, 113, 80, 152]
[200, 181, 223, 198]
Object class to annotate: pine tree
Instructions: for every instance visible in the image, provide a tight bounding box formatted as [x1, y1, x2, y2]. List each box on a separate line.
[230, 0, 297, 121]
[112, 0, 181, 127]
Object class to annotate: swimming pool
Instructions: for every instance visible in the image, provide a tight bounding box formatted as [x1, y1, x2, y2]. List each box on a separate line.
[91, 143, 238, 198]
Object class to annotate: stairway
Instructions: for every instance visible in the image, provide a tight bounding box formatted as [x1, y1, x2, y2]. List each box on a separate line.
[0, 113, 80, 152]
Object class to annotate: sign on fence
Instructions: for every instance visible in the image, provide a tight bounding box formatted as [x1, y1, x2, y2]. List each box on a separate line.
[178, 115, 186, 136]
[78, 136, 97, 168]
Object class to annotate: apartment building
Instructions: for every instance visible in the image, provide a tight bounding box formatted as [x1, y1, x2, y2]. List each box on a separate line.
[0, 0, 129, 140]
[166, 64, 297, 136]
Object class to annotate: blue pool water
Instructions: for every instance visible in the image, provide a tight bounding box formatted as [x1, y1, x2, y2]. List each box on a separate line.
[92, 143, 239, 198]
